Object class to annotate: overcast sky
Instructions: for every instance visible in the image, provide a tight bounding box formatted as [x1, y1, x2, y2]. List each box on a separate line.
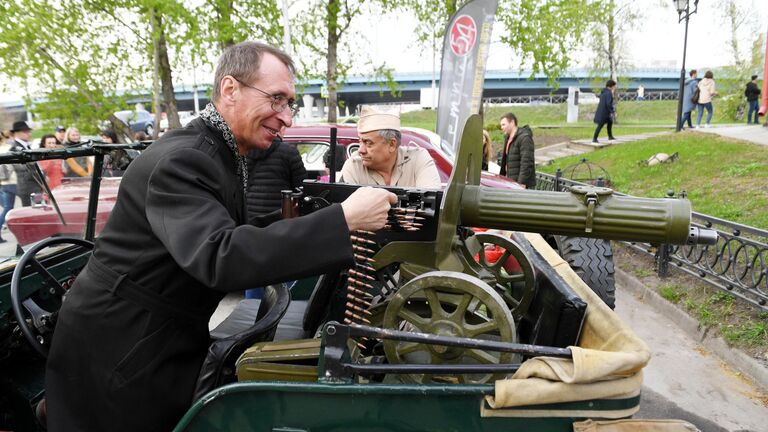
[1, 0, 766, 103]
[363, 0, 767, 74]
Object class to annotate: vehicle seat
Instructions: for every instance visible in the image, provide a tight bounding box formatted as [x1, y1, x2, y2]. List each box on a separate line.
[193, 283, 291, 401]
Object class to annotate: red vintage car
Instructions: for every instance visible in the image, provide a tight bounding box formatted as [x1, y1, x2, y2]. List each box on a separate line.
[6, 178, 120, 246]
[5, 125, 518, 247]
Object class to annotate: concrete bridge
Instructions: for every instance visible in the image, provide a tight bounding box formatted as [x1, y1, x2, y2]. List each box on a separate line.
[1, 68, 680, 122]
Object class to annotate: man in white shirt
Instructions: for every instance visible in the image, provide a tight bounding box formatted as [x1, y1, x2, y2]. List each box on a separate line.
[340, 106, 441, 188]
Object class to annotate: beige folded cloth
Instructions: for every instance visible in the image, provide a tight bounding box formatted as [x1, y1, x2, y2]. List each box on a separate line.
[573, 419, 701, 432]
[486, 233, 650, 409]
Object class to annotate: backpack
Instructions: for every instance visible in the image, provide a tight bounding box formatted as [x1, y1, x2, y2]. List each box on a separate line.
[691, 88, 700, 104]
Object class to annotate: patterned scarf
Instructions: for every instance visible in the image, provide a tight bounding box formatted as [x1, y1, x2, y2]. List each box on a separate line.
[199, 102, 249, 196]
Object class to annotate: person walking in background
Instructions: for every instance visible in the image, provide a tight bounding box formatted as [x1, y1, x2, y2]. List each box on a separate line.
[62, 127, 93, 177]
[38, 134, 64, 190]
[636, 84, 645, 101]
[592, 80, 617, 143]
[499, 113, 536, 189]
[696, 71, 717, 128]
[243, 137, 307, 299]
[481, 130, 492, 171]
[7, 121, 42, 206]
[681, 70, 698, 129]
[745, 75, 761, 125]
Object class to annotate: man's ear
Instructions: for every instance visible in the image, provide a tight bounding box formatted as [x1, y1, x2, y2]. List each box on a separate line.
[220, 76, 238, 104]
[388, 138, 398, 152]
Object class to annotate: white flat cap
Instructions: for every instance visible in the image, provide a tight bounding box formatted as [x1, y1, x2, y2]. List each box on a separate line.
[357, 106, 400, 133]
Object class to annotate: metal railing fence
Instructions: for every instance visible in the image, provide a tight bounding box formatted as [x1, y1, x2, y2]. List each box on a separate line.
[536, 170, 768, 311]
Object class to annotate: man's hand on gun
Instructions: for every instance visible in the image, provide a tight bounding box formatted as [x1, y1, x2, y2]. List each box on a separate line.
[341, 187, 398, 232]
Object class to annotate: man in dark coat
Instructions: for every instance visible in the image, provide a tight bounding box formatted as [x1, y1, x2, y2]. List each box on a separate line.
[592, 79, 617, 143]
[7, 121, 42, 206]
[745, 75, 761, 125]
[45, 41, 396, 432]
[499, 112, 536, 189]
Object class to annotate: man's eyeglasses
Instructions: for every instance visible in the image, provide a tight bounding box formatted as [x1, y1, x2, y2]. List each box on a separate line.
[233, 77, 300, 116]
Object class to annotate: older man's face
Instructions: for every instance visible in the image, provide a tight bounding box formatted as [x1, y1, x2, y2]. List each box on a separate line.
[229, 53, 295, 151]
[357, 130, 397, 172]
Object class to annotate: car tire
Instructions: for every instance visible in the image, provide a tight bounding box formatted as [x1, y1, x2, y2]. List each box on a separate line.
[554, 236, 616, 309]
[145, 124, 154, 137]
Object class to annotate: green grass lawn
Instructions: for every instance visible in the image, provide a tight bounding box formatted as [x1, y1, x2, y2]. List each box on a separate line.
[408, 100, 732, 134]
[537, 132, 768, 229]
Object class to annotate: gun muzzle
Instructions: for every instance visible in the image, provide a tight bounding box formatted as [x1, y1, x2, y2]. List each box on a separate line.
[687, 227, 718, 245]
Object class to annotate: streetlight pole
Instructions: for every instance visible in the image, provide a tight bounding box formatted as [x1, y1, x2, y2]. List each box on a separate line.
[675, 0, 699, 132]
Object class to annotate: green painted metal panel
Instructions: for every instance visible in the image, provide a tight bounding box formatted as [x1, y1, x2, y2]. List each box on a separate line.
[174, 382, 639, 432]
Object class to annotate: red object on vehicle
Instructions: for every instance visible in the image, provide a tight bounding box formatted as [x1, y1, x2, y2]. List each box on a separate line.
[6, 178, 120, 245]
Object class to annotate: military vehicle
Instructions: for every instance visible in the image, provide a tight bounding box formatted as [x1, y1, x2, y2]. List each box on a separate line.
[0, 114, 716, 431]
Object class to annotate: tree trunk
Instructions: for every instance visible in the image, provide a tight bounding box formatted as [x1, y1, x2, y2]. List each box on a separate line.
[326, 0, 339, 123]
[151, 8, 162, 140]
[155, 13, 180, 130]
[606, 1, 618, 123]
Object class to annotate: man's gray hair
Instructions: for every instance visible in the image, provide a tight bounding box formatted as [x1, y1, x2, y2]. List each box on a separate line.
[212, 41, 296, 102]
[378, 129, 401, 145]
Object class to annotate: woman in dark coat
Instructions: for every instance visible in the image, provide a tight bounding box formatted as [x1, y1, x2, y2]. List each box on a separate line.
[592, 79, 617, 143]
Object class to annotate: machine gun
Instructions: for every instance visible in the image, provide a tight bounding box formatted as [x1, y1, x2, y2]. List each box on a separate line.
[284, 115, 717, 384]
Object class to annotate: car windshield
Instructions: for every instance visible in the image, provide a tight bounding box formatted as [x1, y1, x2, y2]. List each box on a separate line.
[0, 142, 144, 263]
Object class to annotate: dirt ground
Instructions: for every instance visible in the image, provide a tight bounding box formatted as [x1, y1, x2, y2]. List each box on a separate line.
[613, 242, 768, 368]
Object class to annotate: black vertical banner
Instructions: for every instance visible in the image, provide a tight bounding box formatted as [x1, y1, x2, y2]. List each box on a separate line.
[435, 0, 498, 156]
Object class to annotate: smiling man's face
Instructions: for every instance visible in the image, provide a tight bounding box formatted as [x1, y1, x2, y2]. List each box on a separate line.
[228, 53, 295, 152]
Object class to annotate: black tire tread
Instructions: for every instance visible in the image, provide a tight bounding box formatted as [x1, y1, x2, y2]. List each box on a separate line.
[556, 236, 616, 309]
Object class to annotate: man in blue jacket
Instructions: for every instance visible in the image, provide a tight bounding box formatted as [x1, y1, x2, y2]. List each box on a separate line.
[681, 69, 699, 129]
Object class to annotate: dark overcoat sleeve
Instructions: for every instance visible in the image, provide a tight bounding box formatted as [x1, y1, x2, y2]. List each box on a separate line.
[145, 147, 354, 291]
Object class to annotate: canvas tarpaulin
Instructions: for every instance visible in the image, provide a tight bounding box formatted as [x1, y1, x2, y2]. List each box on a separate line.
[485, 233, 650, 409]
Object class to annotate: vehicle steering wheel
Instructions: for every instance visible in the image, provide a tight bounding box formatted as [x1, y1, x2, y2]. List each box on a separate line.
[10, 237, 94, 357]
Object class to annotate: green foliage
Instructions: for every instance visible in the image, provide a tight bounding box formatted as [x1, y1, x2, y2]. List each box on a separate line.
[721, 321, 767, 346]
[392, 0, 595, 87]
[632, 267, 653, 278]
[659, 284, 685, 303]
[0, 0, 144, 130]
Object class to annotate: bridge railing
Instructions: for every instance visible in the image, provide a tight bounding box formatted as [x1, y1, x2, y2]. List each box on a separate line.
[482, 91, 679, 105]
[535, 170, 768, 312]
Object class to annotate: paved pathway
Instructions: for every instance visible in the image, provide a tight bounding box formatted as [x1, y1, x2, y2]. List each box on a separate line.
[694, 123, 768, 146]
[616, 276, 767, 431]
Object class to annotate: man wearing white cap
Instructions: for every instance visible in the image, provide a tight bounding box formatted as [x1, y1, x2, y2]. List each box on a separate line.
[340, 106, 441, 188]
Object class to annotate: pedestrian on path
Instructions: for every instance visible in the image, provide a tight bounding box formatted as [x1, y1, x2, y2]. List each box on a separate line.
[745, 75, 761, 125]
[696, 71, 717, 128]
[592, 79, 617, 143]
[681, 70, 698, 129]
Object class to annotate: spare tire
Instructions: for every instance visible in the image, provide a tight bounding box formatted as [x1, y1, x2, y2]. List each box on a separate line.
[554, 236, 616, 309]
